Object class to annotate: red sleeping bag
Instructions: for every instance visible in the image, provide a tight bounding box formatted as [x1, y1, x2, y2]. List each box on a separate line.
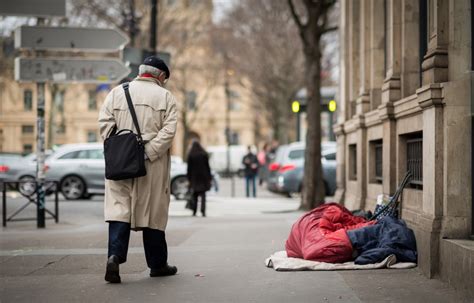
[285, 203, 375, 263]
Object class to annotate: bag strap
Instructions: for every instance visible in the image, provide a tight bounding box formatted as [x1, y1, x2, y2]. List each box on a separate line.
[122, 82, 144, 143]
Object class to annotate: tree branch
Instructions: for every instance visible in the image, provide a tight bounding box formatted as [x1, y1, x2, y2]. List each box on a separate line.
[321, 25, 338, 35]
[287, 0, 305, 30]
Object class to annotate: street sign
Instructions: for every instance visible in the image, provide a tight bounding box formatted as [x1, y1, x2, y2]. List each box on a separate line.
[15, 26, 130, 52]
[15, 57, 131, 83]
[0, 0, 66, 17]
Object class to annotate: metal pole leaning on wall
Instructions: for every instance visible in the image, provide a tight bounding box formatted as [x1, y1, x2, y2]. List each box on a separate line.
[36, 82, 46, 228]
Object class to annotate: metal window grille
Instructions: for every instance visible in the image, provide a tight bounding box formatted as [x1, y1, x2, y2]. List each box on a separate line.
[375, 142, 383, 182]
[407, 138, 423, 188]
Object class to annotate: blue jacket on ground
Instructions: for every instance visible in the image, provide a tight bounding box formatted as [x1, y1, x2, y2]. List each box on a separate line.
[347, 216, 417, 265]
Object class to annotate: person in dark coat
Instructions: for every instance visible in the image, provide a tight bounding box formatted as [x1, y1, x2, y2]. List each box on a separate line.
[187, 140, 212, 217]
[242, 146, 259, 198]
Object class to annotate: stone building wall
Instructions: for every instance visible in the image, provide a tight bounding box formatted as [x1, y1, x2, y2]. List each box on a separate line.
[335, 0, 472, 296]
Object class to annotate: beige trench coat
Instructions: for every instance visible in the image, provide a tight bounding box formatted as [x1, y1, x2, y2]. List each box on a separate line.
[98, 77, 177, 231]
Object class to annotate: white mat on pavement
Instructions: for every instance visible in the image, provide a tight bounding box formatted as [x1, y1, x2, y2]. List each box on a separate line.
[265, 251, 417, 271]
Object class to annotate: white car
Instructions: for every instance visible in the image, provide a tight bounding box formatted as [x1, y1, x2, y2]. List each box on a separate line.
[2, 143, 218, 200]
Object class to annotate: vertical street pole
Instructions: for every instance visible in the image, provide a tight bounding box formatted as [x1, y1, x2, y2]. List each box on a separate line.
[36, 82, 46, 228]
[296, 112, 301, 141]
[224, 64, 235, 197]
[129, 0, 136, 47]
[150, 0, 158, 53]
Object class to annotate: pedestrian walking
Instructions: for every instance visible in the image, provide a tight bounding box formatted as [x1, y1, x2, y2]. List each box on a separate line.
[242, 146, 259, 197]
[99, 56, 178, 283]
[187, 140, 212, 217]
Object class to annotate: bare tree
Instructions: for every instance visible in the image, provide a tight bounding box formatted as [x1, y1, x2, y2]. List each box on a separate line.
[288, 0, 337, 209]
[68, 0, 220, 157]
[156, 1, 220, 157]
[220, 0, 306, 144]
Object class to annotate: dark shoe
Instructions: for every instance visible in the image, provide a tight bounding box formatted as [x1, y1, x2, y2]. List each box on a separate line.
[105, 255, 121, 283]
[150, 264, 178, 277]
[201, 213, 206, 217]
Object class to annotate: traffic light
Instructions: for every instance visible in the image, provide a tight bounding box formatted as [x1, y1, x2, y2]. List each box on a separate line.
[292, 100, 300, 113]
[328, 100, 337, 112]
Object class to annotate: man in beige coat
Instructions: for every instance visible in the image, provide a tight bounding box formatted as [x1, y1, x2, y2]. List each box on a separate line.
[99, 56, 178, 283]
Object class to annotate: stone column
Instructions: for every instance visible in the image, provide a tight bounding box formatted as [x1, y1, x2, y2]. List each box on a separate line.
[369, 0, 385, 110]
[378, 105, 397, 195]
[339, 0, 350, 123]
[356, 118, 367, 210]
[334, 124, 346, 203]
[439, 0, 472, 239]
[333, 0, 351, 204]
[379, 0, 401, 196]
[348, 0, 360, 118]
[356, 0, 371, 114]
[401, 0, 421, 97]
[417, 83, 444, 278]
[422, 0, 448, 84]
[381, 0, 402, 104]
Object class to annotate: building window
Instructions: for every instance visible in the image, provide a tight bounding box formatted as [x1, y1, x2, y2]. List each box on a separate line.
[22, 125, 34, 134]
[405, 133, 423, 189]
[230, 100, 240, 111]
[375, 143, 383, 182]
[88, 90, 97, 110]
[369, 139, 383, 183]
[186, 91, 197, 111]
[230, 131, 239, 145]
[87, 131, 98, 143]
[349, 144, 357, 180]
[24, 89, 33, 111]
[56, 124, 66, 134]
[23, 144, 33, 154]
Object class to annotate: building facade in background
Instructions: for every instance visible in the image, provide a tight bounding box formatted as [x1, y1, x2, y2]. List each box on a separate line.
[0, 0, 261, 156]
[336, 0, 472, 295]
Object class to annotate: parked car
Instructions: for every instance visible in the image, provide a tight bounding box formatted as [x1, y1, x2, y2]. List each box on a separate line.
[2, 143, 219, 200]
[267, 141, 337, 196]
[0, 151, 54, 195]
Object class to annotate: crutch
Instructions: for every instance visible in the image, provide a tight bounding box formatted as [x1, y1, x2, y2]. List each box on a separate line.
[370, 171, 413, 220]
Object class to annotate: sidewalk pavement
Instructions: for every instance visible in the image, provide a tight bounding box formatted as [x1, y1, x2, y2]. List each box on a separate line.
[1, 195, 471, 303]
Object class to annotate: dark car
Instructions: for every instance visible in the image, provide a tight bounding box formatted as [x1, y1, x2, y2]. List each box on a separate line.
[267, 142, 337, 197]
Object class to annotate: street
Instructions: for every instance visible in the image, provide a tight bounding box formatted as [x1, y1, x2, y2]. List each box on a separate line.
[0, 181, 470, 303]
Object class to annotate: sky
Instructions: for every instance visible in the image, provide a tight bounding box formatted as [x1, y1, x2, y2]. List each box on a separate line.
[212, 0, 236, 23]
[0, 0, 236, 37]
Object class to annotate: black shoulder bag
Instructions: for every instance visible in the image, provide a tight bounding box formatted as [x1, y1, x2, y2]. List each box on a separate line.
[104, 83, 147, 180]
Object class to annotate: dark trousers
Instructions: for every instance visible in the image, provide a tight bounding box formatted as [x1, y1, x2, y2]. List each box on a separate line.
[245, 175, 257, 197]
[192, 191, 206, 215]
[108, 221, 168, 269]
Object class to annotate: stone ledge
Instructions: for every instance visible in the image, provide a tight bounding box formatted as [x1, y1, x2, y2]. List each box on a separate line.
[440, 239, 474, 298]
[417, 83, 444, 109]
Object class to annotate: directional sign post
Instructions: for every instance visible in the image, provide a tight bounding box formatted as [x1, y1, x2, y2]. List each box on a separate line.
[15, 26, 129, 52]
[0, 0, 66, 17]
[12, 20, 131, 228]
[15, 57, 131, 83]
